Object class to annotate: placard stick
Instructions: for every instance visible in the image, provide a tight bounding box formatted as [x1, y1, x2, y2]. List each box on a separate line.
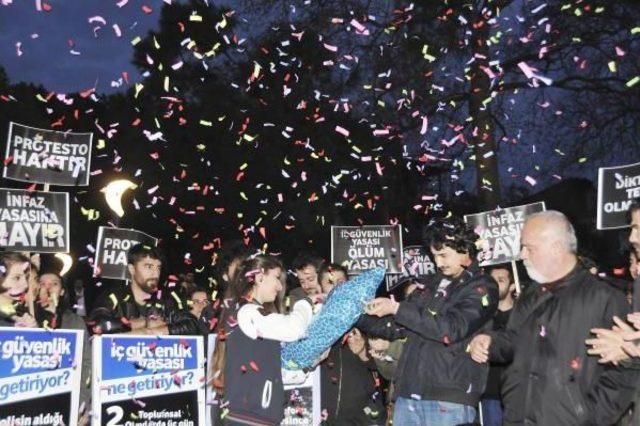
[43, 183, 50, 192]
[511, 260, 521, 295]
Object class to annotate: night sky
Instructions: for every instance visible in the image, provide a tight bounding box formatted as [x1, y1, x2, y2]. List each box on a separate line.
[0, 0, 163, 94]
[0, 0, 639, 283]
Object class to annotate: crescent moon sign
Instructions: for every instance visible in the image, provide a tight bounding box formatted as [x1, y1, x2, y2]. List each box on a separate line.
[101, 179, 137, 217]
[55, 253, 73, 277]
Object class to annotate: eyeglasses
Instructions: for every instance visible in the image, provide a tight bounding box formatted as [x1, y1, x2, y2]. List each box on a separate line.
[191, 299, 210, 305]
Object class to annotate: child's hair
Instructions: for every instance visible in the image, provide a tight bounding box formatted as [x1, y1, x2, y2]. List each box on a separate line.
[210, 255, 284, 395]
[228, 255, 285, 302]
[318, 263, 348, 284]
[0, 252, 29, 294]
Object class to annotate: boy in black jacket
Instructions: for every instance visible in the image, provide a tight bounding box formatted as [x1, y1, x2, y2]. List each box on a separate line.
[357, 217, 498, 425]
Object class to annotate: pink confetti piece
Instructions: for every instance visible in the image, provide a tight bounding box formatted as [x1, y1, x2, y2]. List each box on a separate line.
[419, 116, 428, 135]
[334, 126, 350, 137]
[112, 24, 122, 37]
[116, 0, 128, 7]
[349, 19, 370, 36]
[323, 43, 338, 52]
[88, 16, 107, 25]
[525, 175, 537, 186]
[517, 61, 553, 86]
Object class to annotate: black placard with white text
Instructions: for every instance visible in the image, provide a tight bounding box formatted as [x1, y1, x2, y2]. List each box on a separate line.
[597, 161, 640, 230]
[94, 226, 158, 280]
[331, 225, 403, 275]
[3, 122, 93, 186]
[464, 202, 546, 266]
[385, 245, 436, 292]
[0, 188, 70, 253]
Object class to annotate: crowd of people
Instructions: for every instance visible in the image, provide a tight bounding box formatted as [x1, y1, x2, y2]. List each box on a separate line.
[1, 201, 640, 426]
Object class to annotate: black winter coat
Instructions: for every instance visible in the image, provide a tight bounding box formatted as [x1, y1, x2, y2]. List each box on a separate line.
[87, 284, 199, 335]
[357, 263, 499, 407]
[490, 265, 639, 425]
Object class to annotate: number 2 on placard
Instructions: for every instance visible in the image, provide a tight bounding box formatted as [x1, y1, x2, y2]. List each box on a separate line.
[106, 406, 124, 426]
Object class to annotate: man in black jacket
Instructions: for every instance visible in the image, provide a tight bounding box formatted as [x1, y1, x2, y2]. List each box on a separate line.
[470, 210, 639, 425]
[88, 244, 199, 335]
[357, 217, 499, 425]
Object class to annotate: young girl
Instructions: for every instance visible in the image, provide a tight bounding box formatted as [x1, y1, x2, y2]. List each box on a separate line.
[212, 255, 317, 425]
[0, 252, 37, 328]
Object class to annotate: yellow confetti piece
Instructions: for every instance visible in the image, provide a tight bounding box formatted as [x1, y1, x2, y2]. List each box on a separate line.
[0, 302, 16, 317]
[578, 157, 587, 163]
[421, 45, 436, 62]
[131, 36, 142, 46]
[217, 15, 228, 29]
[240, 192, 248, 201]
[81, 207, 100, 221]
[109, 293, 118, 308]
[482, 294, 489, 307]
[134, 83, 144, 98]
[243, 134, 256, 142]
[196, 144, 206, 150]
[239, 163, 248, 171]
[632, 27, 640, 35]
[199, 120, 213, 126]
[153, 36, 161, 49]
[189, 14, 203, 22]
[97, 139, 106, 149]
[608, 61, 617, 73]
[252, 62, 262, 79]
[36, 94, 48, 103]
[626, 76, 640, 88]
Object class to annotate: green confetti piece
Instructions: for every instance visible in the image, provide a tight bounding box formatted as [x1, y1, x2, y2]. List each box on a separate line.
[626, 76, 640, 88]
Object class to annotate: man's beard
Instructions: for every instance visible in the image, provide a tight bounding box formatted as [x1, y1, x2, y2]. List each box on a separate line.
[524, 262, 549, 284]
[139, 279, 159, 294]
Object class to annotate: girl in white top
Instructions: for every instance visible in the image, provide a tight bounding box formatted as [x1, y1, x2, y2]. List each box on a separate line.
[212, 255, 320, 425]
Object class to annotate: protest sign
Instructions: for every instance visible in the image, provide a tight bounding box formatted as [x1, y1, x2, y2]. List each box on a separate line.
[3, 122, 93, 186]
[0, 187, 70, 253]
[385, 245, 436, 292]
[331, 225, 403, 275]
[281, 368, 321, 426]
[464, 202, 546, 266]
[94, 227, 158, 280]
[0, 327, 84, 426]
[92, 334, 205, 426]
[597, 161, 640, 230]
